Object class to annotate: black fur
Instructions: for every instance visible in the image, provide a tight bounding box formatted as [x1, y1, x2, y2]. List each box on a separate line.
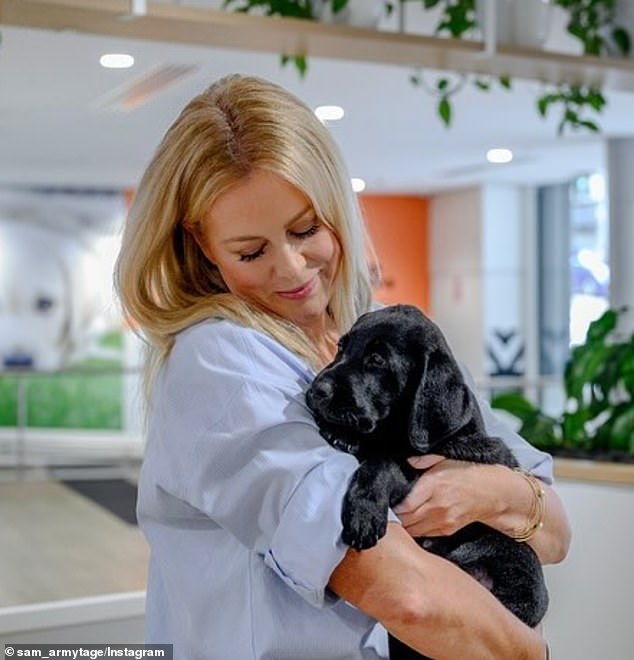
[306, 304, 548, 660]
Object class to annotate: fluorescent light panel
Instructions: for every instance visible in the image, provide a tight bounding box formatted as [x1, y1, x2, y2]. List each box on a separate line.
[315, 105, 345, 122]
[100, 53, 135, 69]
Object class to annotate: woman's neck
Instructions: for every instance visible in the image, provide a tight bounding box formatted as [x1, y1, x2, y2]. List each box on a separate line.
[302, 317, 339, 367]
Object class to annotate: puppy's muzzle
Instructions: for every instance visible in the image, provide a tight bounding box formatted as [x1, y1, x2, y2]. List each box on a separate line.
[307, 377, 377, 433]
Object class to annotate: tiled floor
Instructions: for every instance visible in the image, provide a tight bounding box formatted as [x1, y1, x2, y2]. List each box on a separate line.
[0, 474, 149, 607]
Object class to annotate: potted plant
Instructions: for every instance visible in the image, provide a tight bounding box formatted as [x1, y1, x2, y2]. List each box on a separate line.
[491, 307, 634, 463]
[222, 0, 384, 75]
[536, 0, 631, 134]
[554, 0, 631, 56]
[399, 1, 512, 127]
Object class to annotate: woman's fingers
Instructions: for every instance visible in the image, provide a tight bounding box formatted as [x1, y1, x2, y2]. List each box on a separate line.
[407, 454, 446, 470]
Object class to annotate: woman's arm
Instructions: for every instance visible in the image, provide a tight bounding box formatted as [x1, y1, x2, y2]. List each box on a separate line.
[395, 458, 571, 564]
[329, 522, 548, 659]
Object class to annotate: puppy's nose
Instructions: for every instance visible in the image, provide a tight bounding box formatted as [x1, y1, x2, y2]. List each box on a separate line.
[308, 378, 334, 404]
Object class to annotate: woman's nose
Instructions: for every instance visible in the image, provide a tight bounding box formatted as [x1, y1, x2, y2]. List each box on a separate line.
[273, 244, 306, 279]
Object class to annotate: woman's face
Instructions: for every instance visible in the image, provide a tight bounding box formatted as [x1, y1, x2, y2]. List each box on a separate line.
[194, 169, 341, 334]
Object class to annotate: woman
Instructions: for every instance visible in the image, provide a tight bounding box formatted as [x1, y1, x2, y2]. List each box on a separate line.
[115, 74, 570, 659]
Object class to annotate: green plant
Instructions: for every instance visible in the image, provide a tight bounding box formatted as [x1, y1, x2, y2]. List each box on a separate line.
[491, 308, 634, 460]
[536, 83, 607, 135]
[222, 0, 351, 76]
[537, 1, 631, 134]
[554, 0, 631, 56]
[222, 0, 320, 19]
[409, 70, 511, 127]
[403, 1, 513, 127]
[419, 0, 476, 38]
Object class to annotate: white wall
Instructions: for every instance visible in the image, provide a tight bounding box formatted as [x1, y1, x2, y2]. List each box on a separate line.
[430, 184, 533, 379]
[429, 187, 485, 376]
[544, 479, 634, 660]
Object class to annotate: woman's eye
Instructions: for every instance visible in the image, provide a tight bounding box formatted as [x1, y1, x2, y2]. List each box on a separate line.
[293, 223, 320, 239]
[239, 247, 265, 262]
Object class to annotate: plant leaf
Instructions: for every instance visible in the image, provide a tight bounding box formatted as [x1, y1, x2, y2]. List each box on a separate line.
[331, 0, 348, 15]
[612, 27, 631, 56]
[438, 97, 452, 126]
[498, 75, 512, 90]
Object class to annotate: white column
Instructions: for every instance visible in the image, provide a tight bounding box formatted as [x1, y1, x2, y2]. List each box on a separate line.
[607, 137, 634, 335]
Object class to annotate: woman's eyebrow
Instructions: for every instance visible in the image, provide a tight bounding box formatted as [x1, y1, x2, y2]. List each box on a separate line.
[222, 205, 313, 245]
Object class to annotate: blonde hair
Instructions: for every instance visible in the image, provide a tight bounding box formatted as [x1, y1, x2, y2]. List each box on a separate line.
[114, 74, 374, 398]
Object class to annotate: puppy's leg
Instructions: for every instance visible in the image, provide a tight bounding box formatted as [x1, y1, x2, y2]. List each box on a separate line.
[342, 459, 415, 550]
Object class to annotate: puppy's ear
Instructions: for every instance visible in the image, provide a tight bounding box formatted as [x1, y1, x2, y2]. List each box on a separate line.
[408, 350, 473, 454]
[408, 352, 432, 452]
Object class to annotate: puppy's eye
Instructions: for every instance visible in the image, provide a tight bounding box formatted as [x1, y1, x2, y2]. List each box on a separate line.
[364, 353, 386, 368]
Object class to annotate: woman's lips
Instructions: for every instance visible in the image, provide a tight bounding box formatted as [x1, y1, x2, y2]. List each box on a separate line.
[277, 277, 317, 300]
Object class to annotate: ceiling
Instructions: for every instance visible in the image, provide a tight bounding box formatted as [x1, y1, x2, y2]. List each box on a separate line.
[1, 1, 633, 200]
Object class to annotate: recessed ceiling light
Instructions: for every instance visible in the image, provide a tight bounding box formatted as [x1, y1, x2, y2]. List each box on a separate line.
[351, 178, 366, 193]
[315, 105, 345, 122]
[100, 53, 135, 69]
[486, 148, 513, 164]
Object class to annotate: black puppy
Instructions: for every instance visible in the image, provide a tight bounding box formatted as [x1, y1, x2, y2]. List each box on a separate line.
[306, 304, 548, 660]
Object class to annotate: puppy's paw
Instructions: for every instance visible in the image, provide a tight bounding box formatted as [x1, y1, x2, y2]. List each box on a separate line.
[341, 501, 387, 550]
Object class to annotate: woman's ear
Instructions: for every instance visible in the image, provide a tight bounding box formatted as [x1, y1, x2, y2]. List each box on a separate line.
[183, 221, 216, 265]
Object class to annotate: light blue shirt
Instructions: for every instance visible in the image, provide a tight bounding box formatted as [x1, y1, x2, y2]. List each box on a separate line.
[137, 317, 553, 660]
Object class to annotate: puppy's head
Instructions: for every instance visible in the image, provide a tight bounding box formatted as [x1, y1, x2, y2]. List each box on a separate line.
[307, 305, 435, 458]
[307, 304, 475, 458]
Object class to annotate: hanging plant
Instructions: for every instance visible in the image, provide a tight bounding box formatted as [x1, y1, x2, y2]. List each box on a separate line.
[554, 0, 631, 56]
[536, 83, 607, 135]
[421, 0, 477, 38]
[409, 70, 511, 127]
[536, 1, 631, 134]
[222, 0, 352, 77]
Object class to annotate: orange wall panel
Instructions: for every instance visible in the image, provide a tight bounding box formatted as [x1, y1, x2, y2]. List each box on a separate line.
[360, 195, 430, 312]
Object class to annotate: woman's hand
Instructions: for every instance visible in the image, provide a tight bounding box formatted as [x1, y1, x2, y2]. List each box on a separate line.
[394, 456, 495, 537]
[394, 457, 572, 565]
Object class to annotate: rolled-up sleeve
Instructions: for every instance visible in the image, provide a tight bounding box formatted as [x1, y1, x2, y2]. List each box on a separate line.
[264, 455, 359, 607]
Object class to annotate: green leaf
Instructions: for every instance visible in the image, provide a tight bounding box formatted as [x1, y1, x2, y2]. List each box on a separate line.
[331, 0, 348, 15]
[587, 89, 607, 112]
[293, 54, 308, 77]
[437, 77, 449, 91]
[612, 27, 631, 56]
[565, 343, 609, 400]
[578, 119, 601, 133]
[537, 96, 550, 117]
[610, 406, 634, 451]
[280, 53, 308, 78]
[438, 97, 452, 126]
[562, 410, 591, 448]
[498, 75, 512, 90]
[490, 392, 538, 421]
[586, 308, 618, 342]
